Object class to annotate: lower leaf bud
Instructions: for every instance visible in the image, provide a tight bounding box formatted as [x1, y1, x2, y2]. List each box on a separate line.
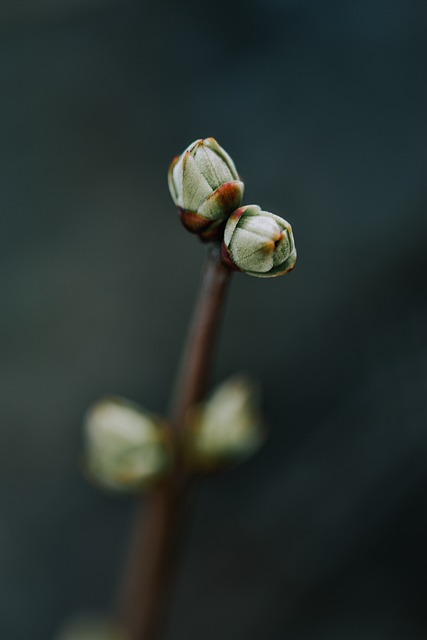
[186, 375, 264, 471]
[55, 614, 128, 640]
[83, 397, 171, 493]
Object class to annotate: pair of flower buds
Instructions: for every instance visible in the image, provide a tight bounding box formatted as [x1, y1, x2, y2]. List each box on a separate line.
[84, 377, 263, 493]
[168, 138, 297, 278]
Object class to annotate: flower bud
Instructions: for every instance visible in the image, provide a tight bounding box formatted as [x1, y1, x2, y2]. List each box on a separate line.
[83, 397, 171, 493]
[168, 137, 244, 240]
[221, 205, 297, 278]
[186, 375, 264, 471]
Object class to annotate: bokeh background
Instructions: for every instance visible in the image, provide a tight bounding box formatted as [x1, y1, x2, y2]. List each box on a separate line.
[1, 1, 426, 638]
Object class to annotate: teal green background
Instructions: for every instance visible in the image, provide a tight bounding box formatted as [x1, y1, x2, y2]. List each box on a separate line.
[0, 1, 426, 638]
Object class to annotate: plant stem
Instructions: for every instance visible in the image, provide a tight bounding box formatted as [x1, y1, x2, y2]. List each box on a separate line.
[116, 242, 232, 640]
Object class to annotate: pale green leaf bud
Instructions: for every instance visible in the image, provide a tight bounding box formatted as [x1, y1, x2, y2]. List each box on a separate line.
[168, 137, 244, 240]
[187, 375, 264, 470]
[83, 397, 171, 493]
[221, 205, 297, 278]
[55, 614, 127, 640]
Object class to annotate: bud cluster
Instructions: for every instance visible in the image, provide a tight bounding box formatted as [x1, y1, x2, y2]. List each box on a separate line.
[81, 138, 296, 495]
[168, 137, 297, 278]
[83, 376, 264, 492]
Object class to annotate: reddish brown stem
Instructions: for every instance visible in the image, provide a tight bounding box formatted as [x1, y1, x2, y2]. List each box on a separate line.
[116, 242, 231, 640]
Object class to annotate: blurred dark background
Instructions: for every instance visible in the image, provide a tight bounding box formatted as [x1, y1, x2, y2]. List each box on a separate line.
[1, 1, 426, 638]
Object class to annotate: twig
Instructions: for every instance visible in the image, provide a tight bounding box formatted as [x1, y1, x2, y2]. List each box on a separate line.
[116, 242, 231, 640]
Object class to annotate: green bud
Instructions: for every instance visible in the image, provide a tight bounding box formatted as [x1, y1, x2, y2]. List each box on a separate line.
[221, 205, 297, 278]
[55, 614, 127, 640]
[168, 137, 244, 240]
[187, 375, 264, 471]
[83, 397, 171, 493]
